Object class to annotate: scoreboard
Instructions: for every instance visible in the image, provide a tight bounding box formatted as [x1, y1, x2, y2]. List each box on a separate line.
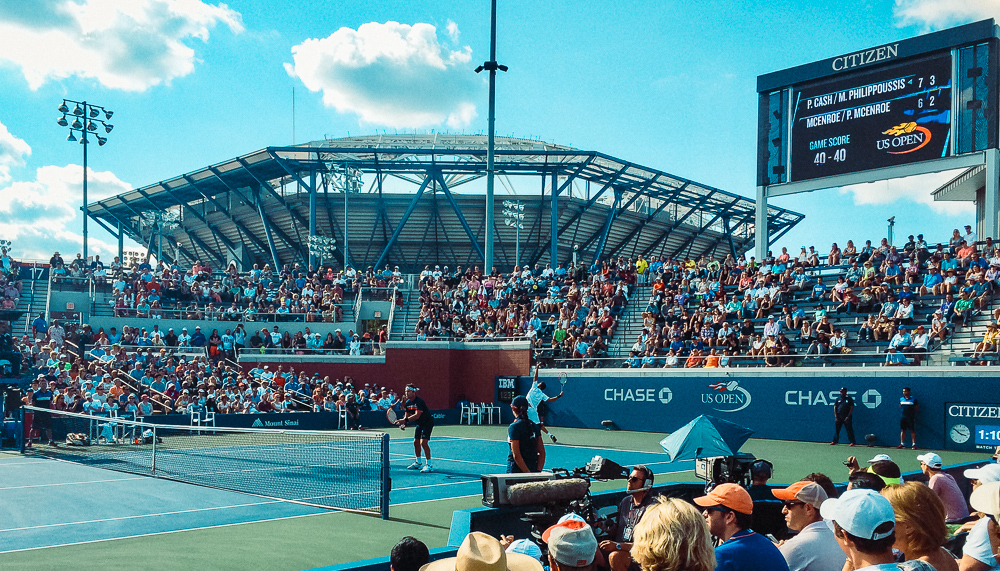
[789, 55, 952, 181]
[757, 19, 996, 188]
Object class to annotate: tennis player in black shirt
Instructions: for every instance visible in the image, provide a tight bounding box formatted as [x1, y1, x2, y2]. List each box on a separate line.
[398, 385, 434, 473]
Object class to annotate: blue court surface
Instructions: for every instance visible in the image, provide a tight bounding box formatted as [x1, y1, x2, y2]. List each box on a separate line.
[0, 436, 687, 554]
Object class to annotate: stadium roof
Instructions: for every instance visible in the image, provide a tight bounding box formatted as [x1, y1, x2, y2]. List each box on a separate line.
[88, 134, 804, 272]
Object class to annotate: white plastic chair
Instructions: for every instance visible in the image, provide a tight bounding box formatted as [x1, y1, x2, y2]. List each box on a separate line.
[459, 402, 474, 425]
[190, 408, 216, 434]
[337, 407, 348, 429]
[480, 402, 501, 424]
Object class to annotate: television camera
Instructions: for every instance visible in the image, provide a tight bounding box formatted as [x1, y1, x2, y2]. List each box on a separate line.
[482, 455, 629, 547]
[694, 452, 757, 490]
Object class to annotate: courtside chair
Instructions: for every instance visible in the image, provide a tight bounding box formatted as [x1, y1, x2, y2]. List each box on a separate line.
[480, 402, 501, 424]
[190, 407, 216, 434]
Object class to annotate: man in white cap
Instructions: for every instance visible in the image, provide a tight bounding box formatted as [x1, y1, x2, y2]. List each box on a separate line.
[772, 481, 843, 571]
[821, 488, 935, 571]
[543, 518, 598, 571]
[917, 452, 969, 522]
[420, 532, 541, 571]
[961, 481, 999, 570]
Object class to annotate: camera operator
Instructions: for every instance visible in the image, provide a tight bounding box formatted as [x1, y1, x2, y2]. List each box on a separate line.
[598, 465, 656, 571]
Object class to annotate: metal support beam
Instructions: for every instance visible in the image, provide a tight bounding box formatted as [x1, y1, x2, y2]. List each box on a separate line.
[550, 170, 559, 266]
[433, 171, 485, 260]
[236, 158, 309, 264]
[592, 188, 623, 264]
[724, 217, 737, 259]
[374, 174, 433, 269]
[181, 174, 270, 259]
[309, 168, 317, 269]
[255, 185, 282, 271]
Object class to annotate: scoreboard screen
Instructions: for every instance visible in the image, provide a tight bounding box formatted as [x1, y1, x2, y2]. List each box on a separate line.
[789, 54, 952, 181]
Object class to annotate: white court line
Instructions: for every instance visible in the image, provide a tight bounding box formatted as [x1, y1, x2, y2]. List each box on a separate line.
[0, 511, 333, 555]
[0, 500, 289, 534]
[392, 479, 481, 492]
[0, 475, 148, 491]
[388, 452, 506, 468]
[428, 435, 673, 456]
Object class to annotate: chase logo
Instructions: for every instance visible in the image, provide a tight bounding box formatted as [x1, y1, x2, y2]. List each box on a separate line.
[703, 381, 751, 413]
[878, 122, 931, 155]
[251, 418, 264, 428]
[861, 389, 882, 409]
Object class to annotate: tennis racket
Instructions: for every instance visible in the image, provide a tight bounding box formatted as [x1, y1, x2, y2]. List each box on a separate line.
[386, 408, 404, 429]
[559, 372, 568, 392]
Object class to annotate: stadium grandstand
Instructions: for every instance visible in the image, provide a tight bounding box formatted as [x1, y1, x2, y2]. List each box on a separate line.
[83, 134, 804, 273]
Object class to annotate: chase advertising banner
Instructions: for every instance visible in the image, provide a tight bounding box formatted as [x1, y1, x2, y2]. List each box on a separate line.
[514, 373, 1000, 451]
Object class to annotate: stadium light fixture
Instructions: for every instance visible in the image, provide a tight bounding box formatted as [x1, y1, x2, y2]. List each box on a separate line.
[57, 98, 115, 263]
[475, 0, 508, 271]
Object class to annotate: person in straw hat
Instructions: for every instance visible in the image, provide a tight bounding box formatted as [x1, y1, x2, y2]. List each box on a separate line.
[421, 532, 542, 571]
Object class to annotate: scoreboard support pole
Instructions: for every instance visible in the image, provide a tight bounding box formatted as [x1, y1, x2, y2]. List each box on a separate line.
[755, 185, 769, 261]
[986, 148, 1000, 241]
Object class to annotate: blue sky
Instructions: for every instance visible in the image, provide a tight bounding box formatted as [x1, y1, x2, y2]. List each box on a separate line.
[0, 0, 994, 262]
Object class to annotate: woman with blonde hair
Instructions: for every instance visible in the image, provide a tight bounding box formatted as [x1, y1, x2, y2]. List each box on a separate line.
[881, 482, 959, 571]
[630, 497, 715, 571]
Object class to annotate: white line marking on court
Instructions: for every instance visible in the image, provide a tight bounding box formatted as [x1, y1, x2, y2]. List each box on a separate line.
[0, 500, 294, 534]
[0, 475, 148, 491]
[0, 511, 334, 555]
[392, 479, 481, 491]
[388, 452, 506, 468]
[428, 435, 673, 456]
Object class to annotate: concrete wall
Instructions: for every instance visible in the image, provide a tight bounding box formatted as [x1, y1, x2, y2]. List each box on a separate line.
[240, 341, 532, 409]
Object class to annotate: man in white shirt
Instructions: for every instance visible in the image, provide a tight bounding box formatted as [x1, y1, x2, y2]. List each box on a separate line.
[763, 316, 781, 337]
[774, 481, 844, 571]
[964, 224, 978, 246]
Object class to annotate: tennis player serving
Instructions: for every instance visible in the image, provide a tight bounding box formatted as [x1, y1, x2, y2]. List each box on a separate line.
[399, 385, 434, 473]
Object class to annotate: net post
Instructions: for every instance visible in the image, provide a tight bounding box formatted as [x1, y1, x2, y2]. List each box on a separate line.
[151, 425, 157, 473]
[18, 405, 24, 453]
[381, 432, 390, 520]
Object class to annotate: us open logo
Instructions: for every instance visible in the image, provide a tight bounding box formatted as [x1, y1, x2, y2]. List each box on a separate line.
[877, 122, 931, 155]
[703, 381, 751, 413]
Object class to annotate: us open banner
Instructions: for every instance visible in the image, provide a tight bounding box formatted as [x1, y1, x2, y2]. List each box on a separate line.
[507, 372, 1000, 451]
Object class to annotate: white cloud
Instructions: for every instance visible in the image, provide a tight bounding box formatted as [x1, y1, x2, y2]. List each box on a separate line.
[0, 163, 133, 260]
[0, 122, 31, 185]
[838, 170, 975, 216]
[446, 20, 460, 43]
[893, 0, 1000, 31]
[0, 0, 243, 91]
[285, 20, 481, 128]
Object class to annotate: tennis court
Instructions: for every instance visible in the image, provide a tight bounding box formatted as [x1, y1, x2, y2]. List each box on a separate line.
[0, 424, 984, 570]
[0, 426, 685, 556]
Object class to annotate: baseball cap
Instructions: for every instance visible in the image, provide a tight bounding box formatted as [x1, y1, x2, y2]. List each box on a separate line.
[693, 483, 753, 514]
[772, 481, 828, 509]
[820, 488, 895, 540]
[917, 452, 943, 469]
[506, 540, 543, 564]
[867, 460, 902, 486]
[970, 481, 1000, 519]
[541, 520, 597, 567]
[511, 395, 530, 409]
[557, 512, 587, 524]
[867, 454, 893, 463]
[964, 463, 1000, 484]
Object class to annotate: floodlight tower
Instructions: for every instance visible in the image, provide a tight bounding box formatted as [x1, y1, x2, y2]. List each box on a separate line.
[476, 0, 508, 271]
[57, 99, 114, 263]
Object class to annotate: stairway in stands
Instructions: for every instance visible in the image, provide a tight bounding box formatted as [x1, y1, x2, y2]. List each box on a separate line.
[389, 290, 419, 341]
[610, 284, 650, 358]
[14, 270, 49, 335]
[931, 298, 1000, 365]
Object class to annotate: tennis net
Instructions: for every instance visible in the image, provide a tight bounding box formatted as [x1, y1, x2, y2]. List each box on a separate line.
[21, 405, 390, 518]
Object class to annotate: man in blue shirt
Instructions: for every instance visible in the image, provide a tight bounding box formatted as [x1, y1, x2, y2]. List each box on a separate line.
[694, 483, 789, 571]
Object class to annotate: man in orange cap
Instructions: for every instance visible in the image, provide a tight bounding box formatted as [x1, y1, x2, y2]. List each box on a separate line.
[694, 483, 788, 571]
[772, 481, 843, 571]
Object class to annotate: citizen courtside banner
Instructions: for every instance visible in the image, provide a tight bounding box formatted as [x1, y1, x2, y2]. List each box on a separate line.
[506, 373, 1000, 451]
[944, 402, 1000, 453]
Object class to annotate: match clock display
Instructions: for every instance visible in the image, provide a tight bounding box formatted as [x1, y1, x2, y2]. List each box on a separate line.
[790, 54, 952, 181]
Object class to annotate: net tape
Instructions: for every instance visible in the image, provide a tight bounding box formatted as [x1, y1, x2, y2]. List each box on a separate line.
[21, 406, 389, 515]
